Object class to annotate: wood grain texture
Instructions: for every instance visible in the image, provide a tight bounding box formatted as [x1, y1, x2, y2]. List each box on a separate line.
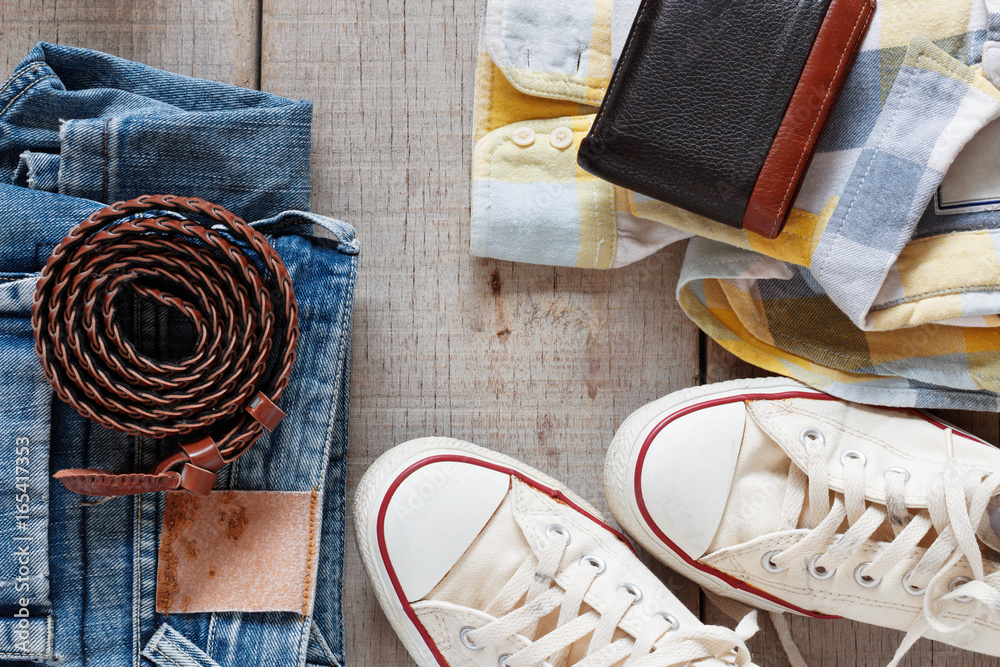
[259, 0, 702, 663]
[0, 0, 259, 87]
[259, 0, 998, 664]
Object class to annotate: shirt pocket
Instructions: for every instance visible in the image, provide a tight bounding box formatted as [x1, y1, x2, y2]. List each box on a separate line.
[0, 275, 54, 661]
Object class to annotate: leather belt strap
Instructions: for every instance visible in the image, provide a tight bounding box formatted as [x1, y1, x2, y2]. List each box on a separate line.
[33, 195, 299, 496]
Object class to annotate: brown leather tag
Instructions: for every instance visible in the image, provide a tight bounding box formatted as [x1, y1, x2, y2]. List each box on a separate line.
[156, 490, 321, 616]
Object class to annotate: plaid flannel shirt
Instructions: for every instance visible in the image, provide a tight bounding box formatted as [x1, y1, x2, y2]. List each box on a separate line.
[472, 0, 1000, 410]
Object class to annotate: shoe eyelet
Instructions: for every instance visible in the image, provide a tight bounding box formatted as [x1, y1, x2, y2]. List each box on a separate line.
[618, 582, 643, 605]
[853, 563, 882, 588]
[655, 611, 680, 631]
[498, 655, 511, 667]
[902, 570, 925, 596]
[840, 450, 867, 466]
[546, 523, 571, 544]
[761, 550, 786, 574]
[800, 427, 825, 448]
[580, 555, 606, 575]
[459, 627, 483, 651]
[884, 467, 911, 483]
[949, 576, 974, 603]
[808, 555, 836, 580]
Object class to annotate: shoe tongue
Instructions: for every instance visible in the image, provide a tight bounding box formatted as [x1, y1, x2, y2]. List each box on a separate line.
[706, 399, 893, 549]
[707, 414, 791, 553]
[427, 482, 741, 665]
[425, 488, 532, 610]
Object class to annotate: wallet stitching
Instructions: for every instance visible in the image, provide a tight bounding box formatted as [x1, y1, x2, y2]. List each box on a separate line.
[595, 0, 828, 233]
[771, 1, 871, 238]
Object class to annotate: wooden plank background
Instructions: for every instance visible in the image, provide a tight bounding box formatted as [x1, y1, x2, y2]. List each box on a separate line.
[2, 0, 998, 664]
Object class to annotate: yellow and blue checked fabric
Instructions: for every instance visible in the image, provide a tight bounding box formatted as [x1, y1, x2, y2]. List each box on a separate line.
[472, 0, 689, 269]
[473, 0, 1000, 409]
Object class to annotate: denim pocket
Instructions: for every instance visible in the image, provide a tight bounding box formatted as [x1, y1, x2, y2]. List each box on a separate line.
[0, 277, 51, 645]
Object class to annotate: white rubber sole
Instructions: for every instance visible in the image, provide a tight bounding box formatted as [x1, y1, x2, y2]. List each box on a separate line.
[604, 377, 822, 615]
[353, 437, 605, 667]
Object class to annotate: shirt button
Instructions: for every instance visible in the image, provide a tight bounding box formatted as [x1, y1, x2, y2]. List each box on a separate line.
[550, 127, 573, 149]
[511, 127, 535, 147]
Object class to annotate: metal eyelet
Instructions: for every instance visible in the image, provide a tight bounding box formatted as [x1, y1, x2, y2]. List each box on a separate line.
[460, 627, 483, 651]
[580, 555, 606, 575]
[618, 583, 643, 604]
[800, 427, 825, 448]
[884, 467, 911, 483]
[854, 563, 882, 588]
[902, 570, 925, 596]
[840, 450, 867, 466]
[761, 550, 786, 574]
[498, 655, 511, 667]
[546, 523, 571, 544]
[949, 577, 974, 603]
[808, 555, 835, 580]
[655, 611, 680, 631]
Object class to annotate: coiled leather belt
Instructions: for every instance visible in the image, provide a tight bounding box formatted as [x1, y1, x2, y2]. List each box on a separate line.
[32, 195, 298, 497]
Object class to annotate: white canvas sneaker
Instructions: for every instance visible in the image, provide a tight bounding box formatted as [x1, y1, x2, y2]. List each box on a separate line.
[355, 437, 759, 667]
[604, 377, 1000, 667]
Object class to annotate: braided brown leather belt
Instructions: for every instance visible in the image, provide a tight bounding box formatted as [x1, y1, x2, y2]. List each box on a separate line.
[32, 195, 299, 497]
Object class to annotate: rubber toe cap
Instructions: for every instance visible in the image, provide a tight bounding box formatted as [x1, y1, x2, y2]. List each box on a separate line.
[638, 400, 746, 560]
[382, 458, 511, 601]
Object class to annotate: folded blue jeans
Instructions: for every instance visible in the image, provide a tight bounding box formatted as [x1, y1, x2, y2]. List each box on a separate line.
[0, 43, 357, 666]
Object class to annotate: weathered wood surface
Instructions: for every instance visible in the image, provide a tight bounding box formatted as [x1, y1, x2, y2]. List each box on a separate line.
[3, 0, 998, 664]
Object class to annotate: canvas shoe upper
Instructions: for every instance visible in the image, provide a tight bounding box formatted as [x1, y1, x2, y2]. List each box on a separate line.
[354, 437, 758, 667]
[604, 377, 1000, 667]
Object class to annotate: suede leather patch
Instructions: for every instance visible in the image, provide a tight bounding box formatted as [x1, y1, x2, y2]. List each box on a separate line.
[156, 490, 321, 616]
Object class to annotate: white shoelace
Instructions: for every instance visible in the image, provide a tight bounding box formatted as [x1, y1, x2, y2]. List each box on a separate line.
[462, 528, 758, 667]
[766, 428, 1000, 667]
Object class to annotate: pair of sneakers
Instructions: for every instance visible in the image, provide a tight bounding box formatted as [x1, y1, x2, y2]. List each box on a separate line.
[355, 378, 1000, 666]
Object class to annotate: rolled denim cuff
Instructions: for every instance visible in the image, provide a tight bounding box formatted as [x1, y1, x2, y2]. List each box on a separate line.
[12, 151, 60, 191]
[58, 106, 314, 221]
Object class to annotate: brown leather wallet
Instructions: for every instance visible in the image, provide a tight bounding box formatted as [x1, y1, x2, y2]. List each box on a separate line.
[578, 0, 875, 238]
[33, 195, 299, 497]
[743, 0, 876, 237]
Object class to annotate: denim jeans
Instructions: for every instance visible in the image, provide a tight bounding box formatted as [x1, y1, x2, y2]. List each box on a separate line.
[0, 43, 357, 666]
